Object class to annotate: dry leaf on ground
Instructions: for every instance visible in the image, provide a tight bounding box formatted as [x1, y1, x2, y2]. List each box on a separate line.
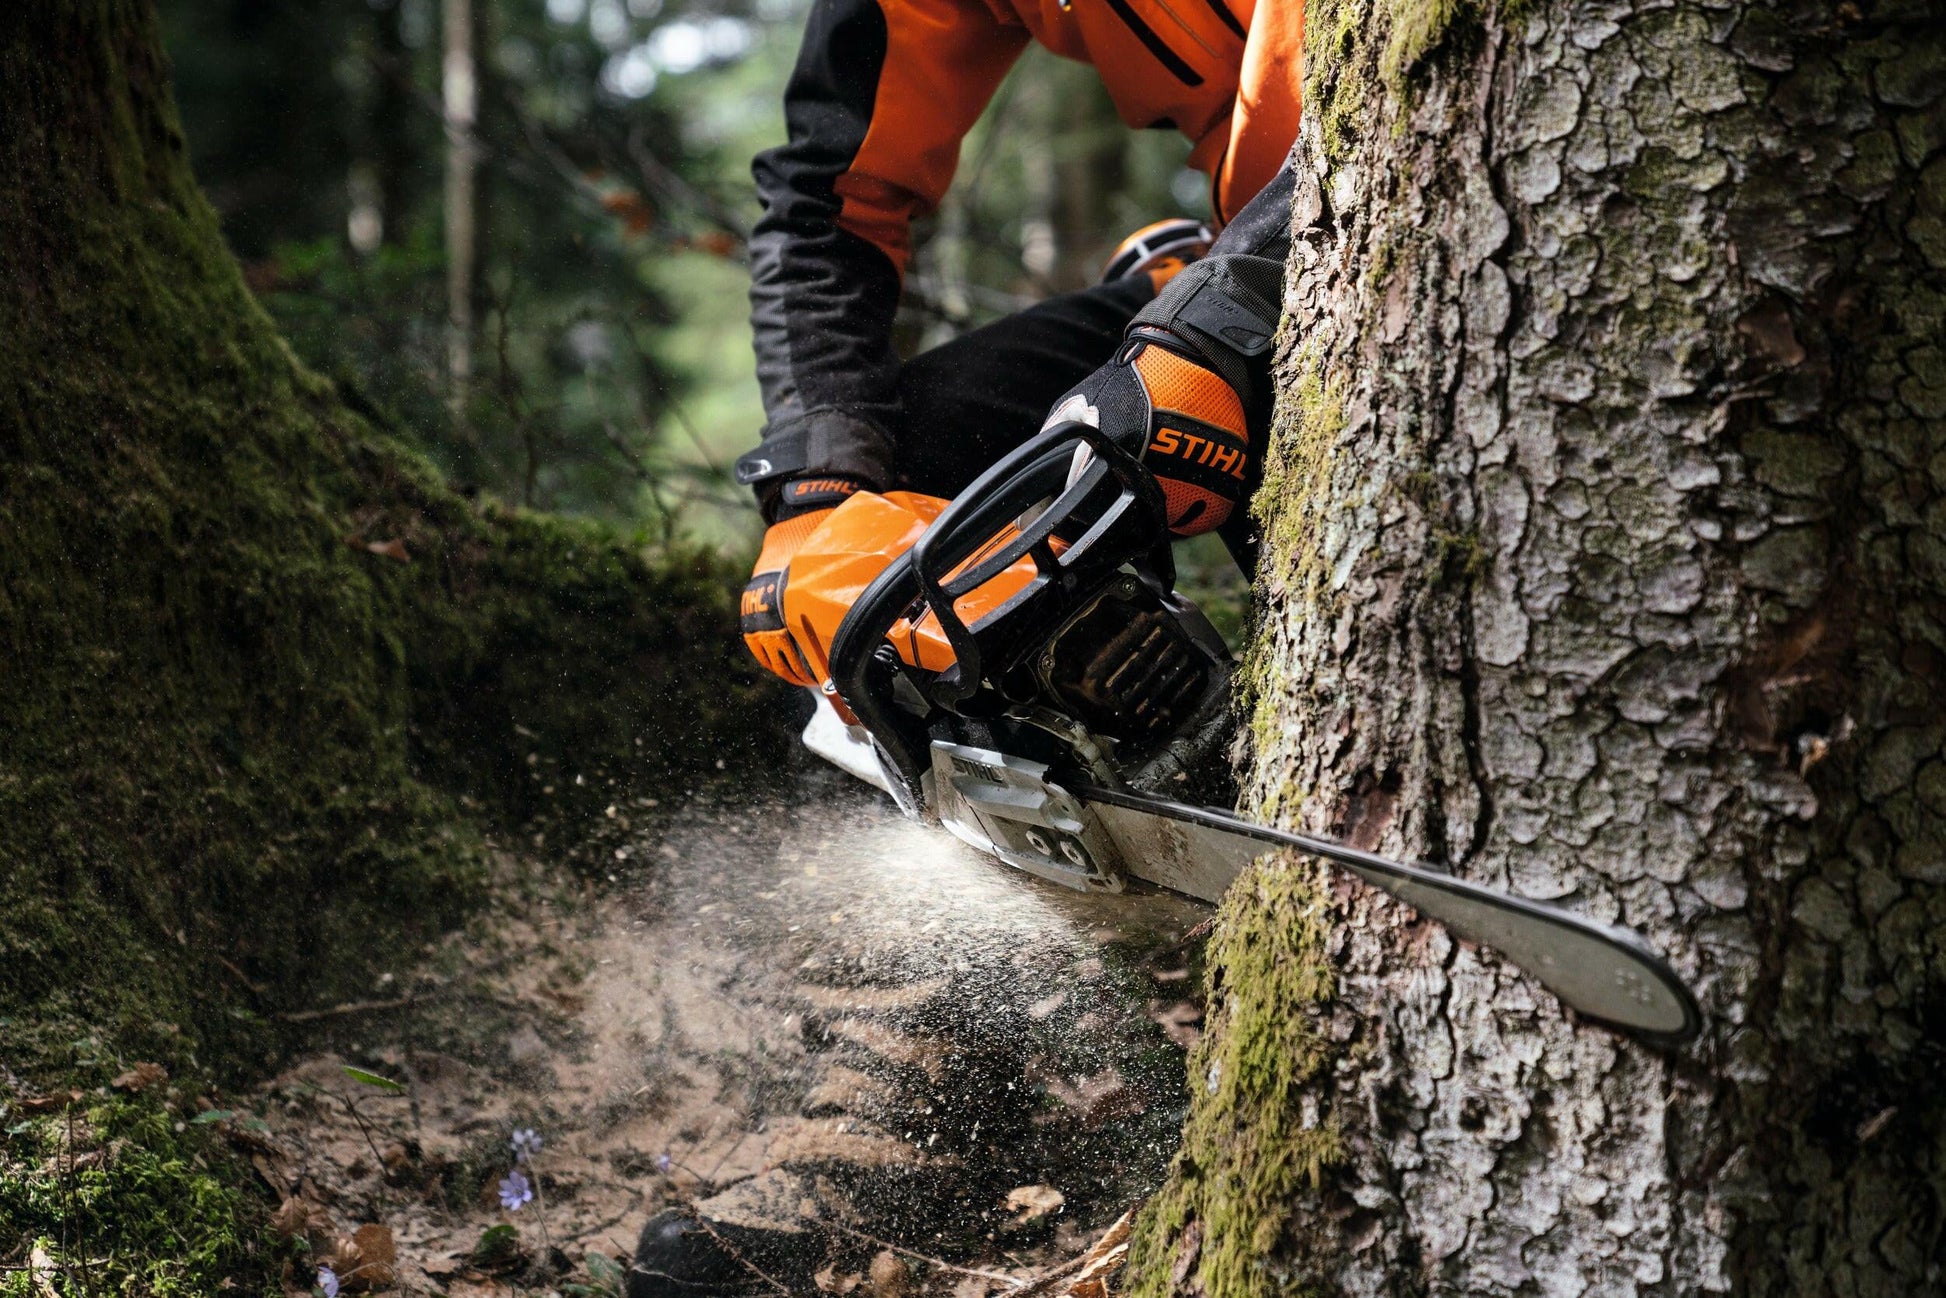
[815, 1264, 863, 1293]
[867, 1250, 910, 1298]
[1147, 1001, 1204, 1049]
[335, 1222, 399, 1292]
[28, 1245, 60, 1298]
[1004, 1184, 1066, 1225]
[1062, 1211, 1132, 1298]
[420, 1254, 468, 1280]
[446, 1282, 512, 1298]
[1041, 1067, 1145, 1130]
[111, 1062, 168, 1093]
[268, 1196, 339, 1256]
[21, 1090, 83, 1113]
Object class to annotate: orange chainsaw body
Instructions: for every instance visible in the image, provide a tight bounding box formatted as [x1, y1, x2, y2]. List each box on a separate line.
[780, 489, 1050, 686]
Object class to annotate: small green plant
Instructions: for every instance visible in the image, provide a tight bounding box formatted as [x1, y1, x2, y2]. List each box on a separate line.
[470, 1222, 525, 1270]
[341, 1065, 405, 1093]
[565, 1250, 630, 1297]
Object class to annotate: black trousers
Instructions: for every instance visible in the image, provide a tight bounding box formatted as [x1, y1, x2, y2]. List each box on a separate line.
[888, 276, 1259, 572]
[890, 277, 1154, 498]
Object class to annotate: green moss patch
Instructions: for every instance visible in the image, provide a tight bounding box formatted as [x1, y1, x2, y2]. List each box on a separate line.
[1304, 0, 1502, 162]
[1122, 858, 1344, 1298]
[1254, 364, 1350, 616]
[0, 1096, 281, 1297]
[1381, 0, 1480, 95]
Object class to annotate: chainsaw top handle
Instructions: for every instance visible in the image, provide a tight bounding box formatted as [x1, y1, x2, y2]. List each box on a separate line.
[912, 420, 1170, 702]
[828, 421, 1173, 799]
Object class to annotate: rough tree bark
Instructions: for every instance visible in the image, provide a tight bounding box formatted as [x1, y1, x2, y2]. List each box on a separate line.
[1129, 0, 1945, 1293]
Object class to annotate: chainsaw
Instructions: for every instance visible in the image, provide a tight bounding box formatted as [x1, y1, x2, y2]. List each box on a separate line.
[785, 421, 1701, 1047]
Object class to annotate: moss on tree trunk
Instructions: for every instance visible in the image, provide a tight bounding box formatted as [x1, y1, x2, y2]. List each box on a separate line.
[0, 0, 786, 1079]
[1129, 0, 1946, 1292]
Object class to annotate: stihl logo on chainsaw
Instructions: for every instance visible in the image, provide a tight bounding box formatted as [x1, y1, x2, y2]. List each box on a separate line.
[951, 755, 1007, 785]
[1149, 425, 1246, 481]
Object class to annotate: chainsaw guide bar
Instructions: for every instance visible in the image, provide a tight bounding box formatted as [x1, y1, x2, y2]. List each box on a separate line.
[932, 739, 1700, 1045]
[800, 421, 1704, 1047]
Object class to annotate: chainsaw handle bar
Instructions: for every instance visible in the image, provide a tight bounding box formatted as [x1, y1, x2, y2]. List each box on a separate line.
[828, 422, 1169, 801]
[827, 549, 929, 804]
[909, 420, 1167, 703]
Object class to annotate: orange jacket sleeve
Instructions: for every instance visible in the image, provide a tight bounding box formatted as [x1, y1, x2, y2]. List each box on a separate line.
[739, 0, 1029, 512]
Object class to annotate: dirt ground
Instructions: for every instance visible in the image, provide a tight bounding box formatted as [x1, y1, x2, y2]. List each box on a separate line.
[244, 780, 1213, 1296]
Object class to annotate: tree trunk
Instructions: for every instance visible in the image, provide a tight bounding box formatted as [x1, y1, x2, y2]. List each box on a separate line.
[1129, 0, 1946, 1293]
[443, 0, 478, 428]
[369, 0, 417, 252]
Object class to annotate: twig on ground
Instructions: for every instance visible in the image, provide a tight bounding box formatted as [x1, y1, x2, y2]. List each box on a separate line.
[213, 954, 265, 996]
[685, 1214, 791, 1295]
[828, 1224, 1020, 1284]
[1005, 1253, 1091, 1297]
[275, 980, 536, 1024]
[276, 996, 420, 1024]
[328, 1088, 394, 1177]
[1009, 1210, 1133, 1297]
[1168, 918, 1217, 951]
[562, 1203, 637, 1249]
[699, 1123, 756, 1189]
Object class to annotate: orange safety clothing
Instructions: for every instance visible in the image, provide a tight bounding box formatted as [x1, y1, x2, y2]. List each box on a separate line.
[737, 0, 1305, 515]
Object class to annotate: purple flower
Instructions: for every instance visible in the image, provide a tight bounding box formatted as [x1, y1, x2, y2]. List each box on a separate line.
[653, 1152, 673, 1174]
[498, 1168, 533, 1211]
[317, 1264, 341, 1298]
[511, 1127, 543, 1163]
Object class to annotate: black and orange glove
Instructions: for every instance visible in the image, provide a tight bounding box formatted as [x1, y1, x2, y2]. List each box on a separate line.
[1046, 256, 1281, 538]
[740, 477, 864, 685]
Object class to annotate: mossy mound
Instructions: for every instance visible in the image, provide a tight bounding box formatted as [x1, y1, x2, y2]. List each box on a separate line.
[0, 1097, 276, 1297]
[0, 0, 787, 1084]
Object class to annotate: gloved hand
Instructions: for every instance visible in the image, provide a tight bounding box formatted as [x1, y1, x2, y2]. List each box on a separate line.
[1047, 324, 1252, 538]
[740, 477, 863, 685]
[1049, 253, 1279, 538]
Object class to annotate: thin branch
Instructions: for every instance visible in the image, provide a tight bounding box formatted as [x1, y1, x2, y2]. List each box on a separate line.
[699, 1126, 756, 1189]
[684, 1213, 792, 1295]
[1008, 1210, 1133, 1297]
[614, 316, 746, 496]
[328, 1087, 394, 1176]
[512, 97, 637, 225]
[1004, 1253, 1092, 1297]
[828, 1224, 1021, 1285]
[275, 996, 419, 1024]
[624, 122, 751, 245]
[365, 48, 587, 217]
[600, 423, 654, 481]
[213, 953, 265, 997]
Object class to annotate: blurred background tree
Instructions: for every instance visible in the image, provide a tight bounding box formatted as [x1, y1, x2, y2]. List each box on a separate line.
[158, 0, 1205, 551]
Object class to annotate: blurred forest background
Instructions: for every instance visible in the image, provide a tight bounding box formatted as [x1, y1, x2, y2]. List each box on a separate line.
[162, 0, 1208, 552]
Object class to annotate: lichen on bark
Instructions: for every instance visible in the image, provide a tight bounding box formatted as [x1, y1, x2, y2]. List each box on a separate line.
[1131, 0, 1946, 1292]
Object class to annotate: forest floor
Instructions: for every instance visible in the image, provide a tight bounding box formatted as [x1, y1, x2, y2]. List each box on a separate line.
[235, 776, 1213, 1296]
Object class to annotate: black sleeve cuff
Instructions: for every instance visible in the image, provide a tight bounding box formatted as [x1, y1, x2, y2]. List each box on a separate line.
[736, 409, 896, 521]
